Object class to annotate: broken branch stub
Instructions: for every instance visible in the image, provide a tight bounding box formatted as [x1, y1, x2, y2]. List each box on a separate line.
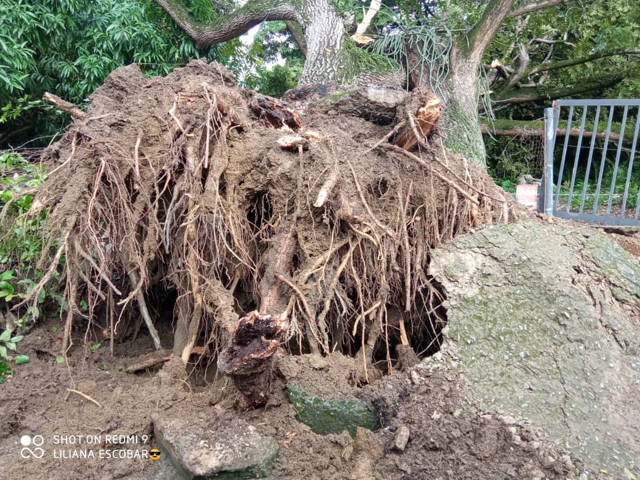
[393, 95, 442, 151]
[250, 95, 302, 131]
[43, 92, 86, 120]
[217, 311, 289, 406]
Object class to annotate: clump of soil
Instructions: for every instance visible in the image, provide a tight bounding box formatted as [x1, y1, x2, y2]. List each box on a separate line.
[18, 58, 528, 374]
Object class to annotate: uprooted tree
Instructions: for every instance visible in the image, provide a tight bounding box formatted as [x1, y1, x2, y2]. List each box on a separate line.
[7, 58, 529, 405]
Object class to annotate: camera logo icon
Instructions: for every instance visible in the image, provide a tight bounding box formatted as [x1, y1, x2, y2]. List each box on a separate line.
[20, 434, 45, 459]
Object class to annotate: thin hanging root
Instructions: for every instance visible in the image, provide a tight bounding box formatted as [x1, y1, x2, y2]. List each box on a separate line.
[384, 143, 480, 206]
[108, 289, 115, 356]
[364, 120, 406, 154]
[180, 204, 203, 362]
[365, 305, 385, 362]
[62, 272, 78, 357]
[47, 132, 78, 179]
[15, 226, 73, 313]
[399, 318, 409, 346]
[299, 238, 350, 284]
[398, 184, 413, 312]
[351, 300, 382, 336]
[0, 187, 39, 225]
[434, 137, 504, 203]
[316, 238, 360, 352]
[127, 269, 162, 351]
[345, 157, 395, 237]
[76, 243, 122, 296]
[169, 96, 184, 132]
[314, 164, 339, 207]
[276, 274, 322, 352]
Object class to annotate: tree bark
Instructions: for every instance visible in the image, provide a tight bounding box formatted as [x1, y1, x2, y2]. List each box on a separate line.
[494, 70, 629, 104]
[299, 0, 345, 83]
[509, 0, 569, 17]
[153, 0, 300, 48]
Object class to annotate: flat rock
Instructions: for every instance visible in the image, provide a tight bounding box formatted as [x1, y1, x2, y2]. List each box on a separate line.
[392, 426, 410, 452]
[153, 411, 278, 479]
[429, 220, 640, 478]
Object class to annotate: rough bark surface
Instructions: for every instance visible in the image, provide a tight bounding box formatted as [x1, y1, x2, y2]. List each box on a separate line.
[430, 221, 640, 478]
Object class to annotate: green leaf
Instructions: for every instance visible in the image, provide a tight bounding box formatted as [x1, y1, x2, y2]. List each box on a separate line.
[0, 329, 11, 342]
[0, 270, 15, 281]
[10, 335, 23, 342]
[0, 360, 11, 382]
[56, 355, 64, 363]
[5, 342, 16, 351]
[14, 354, 29, 364]
[51, 326, 58, 333]
[0, 345, 7, 359]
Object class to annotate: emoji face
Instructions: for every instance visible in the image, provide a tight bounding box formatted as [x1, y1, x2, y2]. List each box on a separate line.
[149, 448, 161, 461]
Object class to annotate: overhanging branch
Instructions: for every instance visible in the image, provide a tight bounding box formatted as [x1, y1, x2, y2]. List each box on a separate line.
[464, 0, 517, 61]
[153, 0, 301, 49]
[509, 0, 569, 17]
[493, 70, 628, 105]
[482, 123, 630, 142]
[528, 50, 640, 75]
[285, 20, 307, 57]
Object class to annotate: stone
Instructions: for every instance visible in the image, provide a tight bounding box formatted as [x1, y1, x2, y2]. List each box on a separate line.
[392, 426, 410, 452]
[287, 384, 379, 437]
[153, 411, 278, 479]
[429, 221, 640, 478]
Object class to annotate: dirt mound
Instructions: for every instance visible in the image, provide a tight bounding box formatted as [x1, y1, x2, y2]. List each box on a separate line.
[18, 58, 527, 376]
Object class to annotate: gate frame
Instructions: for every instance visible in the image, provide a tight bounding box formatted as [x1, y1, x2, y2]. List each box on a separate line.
[542, 99, 640, 227]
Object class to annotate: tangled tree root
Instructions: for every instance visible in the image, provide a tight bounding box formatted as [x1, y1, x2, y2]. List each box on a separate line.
[15, 60, 529, 382]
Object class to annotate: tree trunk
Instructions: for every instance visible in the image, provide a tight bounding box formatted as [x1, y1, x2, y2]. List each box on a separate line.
[407, 44, 487, 165]
[404, 0, 518, 166]
[299, 0, 345, 83]
[440, 48, 487, 166]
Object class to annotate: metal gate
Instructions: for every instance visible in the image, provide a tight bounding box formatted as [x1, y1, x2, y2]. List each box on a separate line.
[542, 99, 640, 226]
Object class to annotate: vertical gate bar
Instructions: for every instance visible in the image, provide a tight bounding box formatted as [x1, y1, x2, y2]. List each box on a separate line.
[593, 106, 615, 214]
[566, 106, 588, 212]
[579, 105, 601, 213]
[544, 107, 555, 216]
[606, 105, 629, 215]
[554, 105, 573, 208]
[621, 108, 640, 217]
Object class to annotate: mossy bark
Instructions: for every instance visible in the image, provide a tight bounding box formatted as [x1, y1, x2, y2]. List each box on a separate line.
[439, 91, 487, 166]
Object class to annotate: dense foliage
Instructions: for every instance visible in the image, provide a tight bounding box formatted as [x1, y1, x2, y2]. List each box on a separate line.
[0, 0, 199, 146]
[0, 153, 59, 327]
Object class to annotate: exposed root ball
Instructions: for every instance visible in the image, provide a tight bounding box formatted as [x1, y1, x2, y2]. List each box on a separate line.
[27, 59, 528, 373]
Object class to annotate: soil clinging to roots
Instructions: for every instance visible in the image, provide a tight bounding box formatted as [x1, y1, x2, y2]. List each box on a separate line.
[21, 59, 528, 378]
